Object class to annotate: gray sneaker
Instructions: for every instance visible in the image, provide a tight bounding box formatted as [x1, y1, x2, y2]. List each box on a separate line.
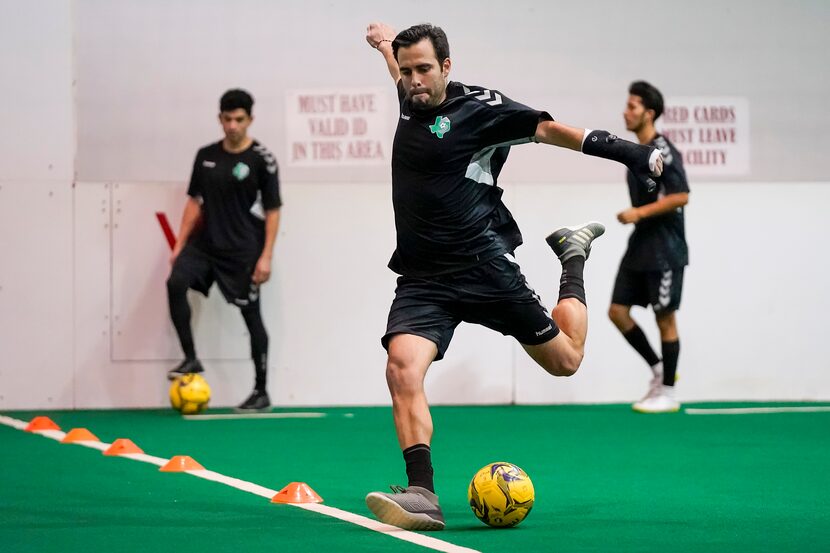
[545, 221, 606, 262]
[365, 485, 445, 531]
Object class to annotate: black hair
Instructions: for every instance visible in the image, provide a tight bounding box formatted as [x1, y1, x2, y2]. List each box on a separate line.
[629, 81, 664, 120]
[220, 89, 254, 116]
[392, 24, 450, 63]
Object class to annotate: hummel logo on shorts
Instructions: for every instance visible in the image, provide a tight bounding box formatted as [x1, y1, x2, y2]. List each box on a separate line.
[535, 324, 553, 336]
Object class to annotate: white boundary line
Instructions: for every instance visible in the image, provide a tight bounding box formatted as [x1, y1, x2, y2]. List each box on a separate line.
[0, 415, 478, 553]
[0, 415, 28, 430]
[685, 406, 830, 415]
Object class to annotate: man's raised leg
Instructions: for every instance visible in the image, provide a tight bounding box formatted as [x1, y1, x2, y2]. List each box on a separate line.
[523, 222, 605, 376]
[166, 267, 204, 380]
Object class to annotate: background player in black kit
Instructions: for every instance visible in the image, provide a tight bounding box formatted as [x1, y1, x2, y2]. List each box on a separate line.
[363, 23, 665, 530]
[166, 89, 282, 412]
[609, 81, 690, 414]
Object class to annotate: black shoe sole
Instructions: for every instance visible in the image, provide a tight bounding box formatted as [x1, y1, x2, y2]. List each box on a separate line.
[233, 405, 272, 413]
[167, 371, 204, 381]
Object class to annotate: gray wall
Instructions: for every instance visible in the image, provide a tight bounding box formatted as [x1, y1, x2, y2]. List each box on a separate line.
[75, 0, 830, 183]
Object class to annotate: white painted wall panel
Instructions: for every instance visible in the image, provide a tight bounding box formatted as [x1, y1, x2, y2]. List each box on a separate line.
[73, 182, 264, 409]
[272, 183, 513, 406]
[109, 182, 250, 362]
[70, 180, 514, 408]
[74, 182, 184, 409]
[511, 182, 830, 404]
[16, 178, 830, 410]
[0, 1, 74, 182]
[0, 182, 74, 409]
[73, 182, 117, 407]
[2, 1, 830, 410]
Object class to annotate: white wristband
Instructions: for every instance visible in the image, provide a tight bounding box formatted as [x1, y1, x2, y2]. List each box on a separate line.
[580, 128, 593, 150]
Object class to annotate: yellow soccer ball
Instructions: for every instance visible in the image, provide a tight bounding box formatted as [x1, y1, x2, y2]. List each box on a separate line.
[169, 374, 211, 415]
[468, 462, 535, 528]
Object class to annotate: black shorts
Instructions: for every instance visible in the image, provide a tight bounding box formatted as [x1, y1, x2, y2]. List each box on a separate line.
[382, 253, 559, 361]
[171, 244, 260, 307]
[611, 265, 685, 314]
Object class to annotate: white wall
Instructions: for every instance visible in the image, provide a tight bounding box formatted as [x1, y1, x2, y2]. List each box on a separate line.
[72, 0, 830, 184]
[60, 178, 830, 409]
[1, 0, 829, 409]
[512, 181, 830, 403]
[0, 0, 75, 410]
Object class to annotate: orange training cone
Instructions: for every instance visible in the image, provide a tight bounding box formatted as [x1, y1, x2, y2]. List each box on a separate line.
[271, 482, 323, 504]
[103, 438, 143, 456]
[25, 416, 60, 432]
[160, 455, 205, 472]
[61, 428, 100, 443]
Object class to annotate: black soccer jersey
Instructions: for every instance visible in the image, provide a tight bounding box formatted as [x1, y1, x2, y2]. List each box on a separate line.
[187, 140, 281, 259]
[622, 134, 689, 271]
[389, 80, 551, 277]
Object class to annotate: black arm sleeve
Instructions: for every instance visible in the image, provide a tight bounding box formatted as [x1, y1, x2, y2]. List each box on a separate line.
[583, 130, 657, 191]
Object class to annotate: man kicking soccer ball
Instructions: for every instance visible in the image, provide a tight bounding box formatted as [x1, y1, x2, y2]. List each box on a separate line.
[364, 22, 663, 530]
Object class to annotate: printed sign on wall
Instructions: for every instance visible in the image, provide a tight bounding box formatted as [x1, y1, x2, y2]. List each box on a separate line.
[658, 97, 750, 176]
[285, 88, 391, 167]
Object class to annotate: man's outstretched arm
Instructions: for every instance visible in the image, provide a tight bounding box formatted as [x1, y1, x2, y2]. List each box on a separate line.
[365, 22, 399, 84]
[534, 120, 586, 151]
[535, 120, 664, 186]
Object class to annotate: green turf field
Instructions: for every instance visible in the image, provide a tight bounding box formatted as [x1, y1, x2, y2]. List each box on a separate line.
[2, 404, 829, 553]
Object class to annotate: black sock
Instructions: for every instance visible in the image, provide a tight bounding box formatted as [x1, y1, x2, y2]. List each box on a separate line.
[241, 305, 269, 392]
[662, 340, 680, 386]
[623, 324, 661, 367]
[167, 273, 196, 360]
[558, 255, 586, 305]
[403, 444, 434, 493]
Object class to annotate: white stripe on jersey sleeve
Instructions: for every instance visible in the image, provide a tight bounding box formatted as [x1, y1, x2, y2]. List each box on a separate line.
[253, 143, 278, 174]
[465, 137, 534, 186]
[249, 190, 265, 220]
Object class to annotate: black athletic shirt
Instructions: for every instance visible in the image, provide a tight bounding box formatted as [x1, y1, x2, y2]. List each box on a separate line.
[389, 80, 551, 277]
[622, 134, 689, 271]
[187, 140, 281, 259]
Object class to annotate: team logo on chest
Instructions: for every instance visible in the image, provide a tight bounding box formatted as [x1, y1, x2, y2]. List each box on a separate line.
[232, 162, 250, 181]
[429, 116, 451, 139]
